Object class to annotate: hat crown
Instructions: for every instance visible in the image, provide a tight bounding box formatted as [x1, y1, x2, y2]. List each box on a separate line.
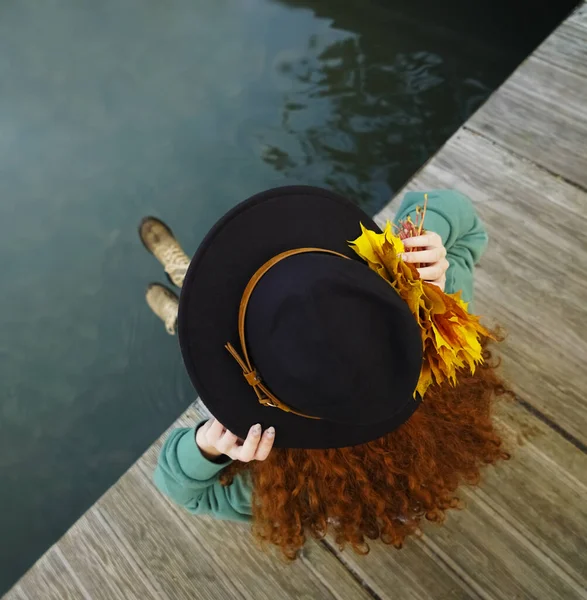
[246, 253, 422, 425]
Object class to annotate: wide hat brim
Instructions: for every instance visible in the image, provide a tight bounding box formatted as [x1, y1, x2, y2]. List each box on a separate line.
[178, 186, 421, 448]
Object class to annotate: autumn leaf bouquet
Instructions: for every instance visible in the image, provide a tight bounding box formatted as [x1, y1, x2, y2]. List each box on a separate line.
[349, 196, 490, 399]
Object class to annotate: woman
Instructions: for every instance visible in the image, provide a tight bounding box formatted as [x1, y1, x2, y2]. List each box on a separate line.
[141, 186, 509, 558]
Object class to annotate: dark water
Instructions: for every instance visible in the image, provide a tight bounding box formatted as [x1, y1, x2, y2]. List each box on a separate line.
[0, 0, 577, 592]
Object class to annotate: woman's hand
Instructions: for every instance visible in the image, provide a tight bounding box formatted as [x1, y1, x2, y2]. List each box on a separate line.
[401, 232, 449, 291]
[196, 418, 275, 462]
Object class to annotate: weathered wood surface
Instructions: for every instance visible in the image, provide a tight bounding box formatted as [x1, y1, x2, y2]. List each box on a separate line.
[535, 3, 587, 78]
[7, 550, 90, 600]
[5, 4, 587, 600]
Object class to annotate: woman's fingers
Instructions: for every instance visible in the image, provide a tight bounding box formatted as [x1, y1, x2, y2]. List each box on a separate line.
[215, 430, 239, 456]
[205, 418, 226, 442]
[417, 259, 449, 282]
[400, 230, 448, 292]
[232, 424, 262, 462]
[402, 232, 442, 249]
[254, 427, 276, 461]
[201, 419, 276, 462]
[401, 247, 446, 264]
[196, 419, 227, 460]
[233, 425, 275, 462]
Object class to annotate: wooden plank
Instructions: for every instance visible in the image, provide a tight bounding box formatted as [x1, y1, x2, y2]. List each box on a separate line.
[469, 401, 587, 585]
[466, 55, 587, 189]
[419, 500, 585, 600]
[4, 550, 88, 600]
[323, 537, 483, 600]
[55, 510, 161, 600]
[96, 465, 249, 600]
[379, 128, 587, 447]
[535, 3, 587, 78]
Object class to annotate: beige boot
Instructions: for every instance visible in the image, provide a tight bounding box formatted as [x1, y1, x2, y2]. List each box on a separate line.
[139, 217, 190, 288]
[145, 283, 179, 335]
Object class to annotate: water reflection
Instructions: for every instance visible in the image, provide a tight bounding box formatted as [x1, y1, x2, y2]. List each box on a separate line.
[258, 0, 571, 212]
[258, 0, 504, 212]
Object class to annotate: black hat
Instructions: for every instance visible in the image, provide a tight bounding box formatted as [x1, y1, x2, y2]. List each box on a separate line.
[178, 186, 423, 449]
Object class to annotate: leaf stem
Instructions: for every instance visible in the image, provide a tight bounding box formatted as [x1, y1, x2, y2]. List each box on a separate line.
[418, 193, 428, 235]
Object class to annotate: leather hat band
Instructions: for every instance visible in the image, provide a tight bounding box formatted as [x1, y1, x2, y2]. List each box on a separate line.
[225, 247, 350, 420]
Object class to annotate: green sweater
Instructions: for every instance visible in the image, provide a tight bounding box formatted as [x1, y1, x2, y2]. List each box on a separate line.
[154, 189, 488, 522]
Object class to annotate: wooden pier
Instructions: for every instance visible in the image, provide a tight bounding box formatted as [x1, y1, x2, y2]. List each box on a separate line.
[5, 4, 587, 599]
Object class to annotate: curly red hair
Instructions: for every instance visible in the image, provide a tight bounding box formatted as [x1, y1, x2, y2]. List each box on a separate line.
[221, 341, 511, 559]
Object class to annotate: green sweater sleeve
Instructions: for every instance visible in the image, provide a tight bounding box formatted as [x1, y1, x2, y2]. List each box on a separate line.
[153, 423, 253, 522]
[394, 190, 488, 307]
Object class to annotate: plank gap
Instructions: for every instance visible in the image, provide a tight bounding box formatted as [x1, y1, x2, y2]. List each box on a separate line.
[514, 396, 587, 455]
[463, 125, 587, 195]
[317, 539, 384, 600]
[469, 488, 587, 596]
[416, 536, 494, 600]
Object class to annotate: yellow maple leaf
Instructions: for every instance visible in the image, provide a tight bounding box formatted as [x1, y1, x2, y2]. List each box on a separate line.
[349, 222, 491, 399]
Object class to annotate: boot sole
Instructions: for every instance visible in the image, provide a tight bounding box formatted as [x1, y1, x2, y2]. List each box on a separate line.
[139, 217, 180, 287]
[138, 216, 176, 255]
